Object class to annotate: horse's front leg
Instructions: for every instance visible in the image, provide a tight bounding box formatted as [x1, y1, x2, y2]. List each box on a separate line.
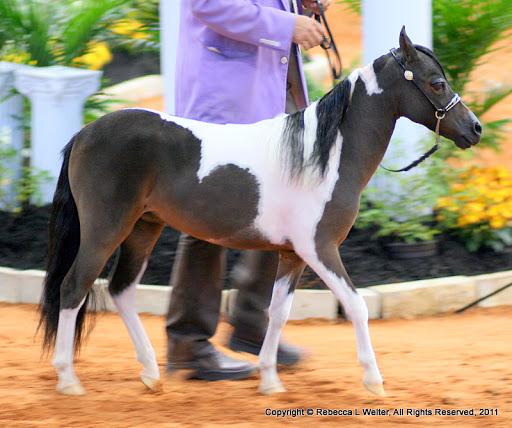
[299, 244, 385, 396]
[259, 251, 305, 395]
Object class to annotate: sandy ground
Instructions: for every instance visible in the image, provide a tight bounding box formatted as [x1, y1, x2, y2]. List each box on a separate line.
[0, 303, 510, 427]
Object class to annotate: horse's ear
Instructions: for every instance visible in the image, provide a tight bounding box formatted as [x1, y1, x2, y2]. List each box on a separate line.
[399, 26, 418, 63]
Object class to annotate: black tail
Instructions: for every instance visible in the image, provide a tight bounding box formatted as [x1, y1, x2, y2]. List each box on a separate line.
[38, 136, 93, 355]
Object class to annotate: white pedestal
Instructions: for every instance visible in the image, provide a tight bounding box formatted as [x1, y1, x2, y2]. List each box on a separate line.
[14, 66, 101, 203]
[363, 0, 432, 191]
[160, 0, 181, 115]
[0, 62, 25, 208]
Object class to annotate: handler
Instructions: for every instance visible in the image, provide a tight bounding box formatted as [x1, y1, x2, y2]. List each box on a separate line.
[167, 0, 329, 380]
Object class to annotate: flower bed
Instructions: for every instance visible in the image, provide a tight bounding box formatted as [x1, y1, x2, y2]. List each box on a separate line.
[2, 205, 512, 288]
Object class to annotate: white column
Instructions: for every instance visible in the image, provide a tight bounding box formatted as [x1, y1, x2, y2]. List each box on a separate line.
[0, 62, 25, 208]
[14, 66, 101, 203]
[363, 0, 432, 187]
[160, 0, 181, 115]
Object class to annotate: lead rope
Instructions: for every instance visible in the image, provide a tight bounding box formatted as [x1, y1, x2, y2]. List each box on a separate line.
[314, 0, 342, 86]
[380, 112, 444, 173]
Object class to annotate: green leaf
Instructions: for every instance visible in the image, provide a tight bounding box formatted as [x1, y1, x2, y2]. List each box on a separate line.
[62, 0, 131, 63]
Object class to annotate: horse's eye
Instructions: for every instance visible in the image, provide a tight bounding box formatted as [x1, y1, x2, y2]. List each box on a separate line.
[431, 80, 446, 92]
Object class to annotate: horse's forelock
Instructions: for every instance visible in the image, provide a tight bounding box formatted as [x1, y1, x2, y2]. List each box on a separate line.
[414, 44, 447, 78]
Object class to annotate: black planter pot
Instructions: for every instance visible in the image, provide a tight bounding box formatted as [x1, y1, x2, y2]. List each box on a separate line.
[383, 240, 440, 260]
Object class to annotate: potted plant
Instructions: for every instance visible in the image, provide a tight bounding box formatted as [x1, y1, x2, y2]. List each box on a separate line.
[356, 172, 442, 259]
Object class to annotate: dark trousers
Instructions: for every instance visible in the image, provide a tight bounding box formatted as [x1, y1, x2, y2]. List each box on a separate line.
[166, 235, 279, 362]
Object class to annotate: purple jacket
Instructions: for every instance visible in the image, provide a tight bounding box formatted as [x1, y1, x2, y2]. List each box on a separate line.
[175, 0, 309, 124]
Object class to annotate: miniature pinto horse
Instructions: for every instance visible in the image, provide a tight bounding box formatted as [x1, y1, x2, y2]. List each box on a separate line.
[39, 28, 481, 396]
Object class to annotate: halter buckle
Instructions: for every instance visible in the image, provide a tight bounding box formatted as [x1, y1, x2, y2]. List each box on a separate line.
[435, 110, 446, 120]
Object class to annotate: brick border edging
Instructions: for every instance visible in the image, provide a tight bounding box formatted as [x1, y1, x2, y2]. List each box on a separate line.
[1, 267, 511, 320]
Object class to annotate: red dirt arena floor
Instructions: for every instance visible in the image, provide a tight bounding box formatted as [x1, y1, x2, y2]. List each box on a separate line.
[0, 303, 511, 427]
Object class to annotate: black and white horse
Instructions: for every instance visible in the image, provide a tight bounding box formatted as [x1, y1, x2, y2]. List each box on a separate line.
[39, 28, 481, 396]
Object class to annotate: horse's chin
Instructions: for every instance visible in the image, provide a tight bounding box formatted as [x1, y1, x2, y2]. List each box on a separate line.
[453, 135, 479, 150]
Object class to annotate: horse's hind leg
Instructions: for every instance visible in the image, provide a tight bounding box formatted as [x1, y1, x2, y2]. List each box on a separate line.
[299, 245, 385, 396]
[54, 239, 128, 395]
[259, 251, 305, 394]
[108, 218, 164, 392]
[53, 208, 141, 395]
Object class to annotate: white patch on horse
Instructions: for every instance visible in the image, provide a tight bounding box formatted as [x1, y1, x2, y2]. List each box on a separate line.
[359, 62, 383, 96]
[255, 134, 342, 248]
[129, 107, 342, 250]
[302, 101, 318, 161]
[259, 274, 294, 394]
[111, 260, 160, 386]
[346, 62, 383, 100]
[53, 296, 87, 395]
[347, 69, 359, 101]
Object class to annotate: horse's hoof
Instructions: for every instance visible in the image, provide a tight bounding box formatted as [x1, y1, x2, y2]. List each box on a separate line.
[364, 382, 386, 397]
[141, 375, 162, 393]
[57, 383, 86, 396]
[259, 383, 286, 395]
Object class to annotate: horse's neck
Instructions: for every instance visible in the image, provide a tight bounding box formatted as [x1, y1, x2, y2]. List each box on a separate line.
[338, 80, 397, 192]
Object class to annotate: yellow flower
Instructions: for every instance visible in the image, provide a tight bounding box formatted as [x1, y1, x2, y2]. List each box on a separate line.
[2, 51, 33, 64]
[459, 213, 484, 226]
[74, 41, 112, 70]
[437, 166, 512, 231]
[490, 217, 506, 229]
[496, 166, 509, 179]
[436, 197, 453, 208]
[111, 19, 148, 40]
[466, 202, 485, 213]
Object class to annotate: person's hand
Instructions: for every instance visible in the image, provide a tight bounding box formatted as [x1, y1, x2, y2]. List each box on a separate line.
[292, 15, 324, 50]
[302, 0, 332, 14]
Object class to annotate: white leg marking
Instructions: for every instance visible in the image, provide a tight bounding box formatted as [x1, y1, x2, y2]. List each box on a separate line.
[53, 296, 87, 395]
[259, 275, 294, 395]
[112, 261, 161, 391]
[301, 255, 385, 396]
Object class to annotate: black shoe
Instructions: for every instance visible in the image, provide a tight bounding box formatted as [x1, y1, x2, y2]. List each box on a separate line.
[228, 335, 304, 366]
[167, 348, 256, 381]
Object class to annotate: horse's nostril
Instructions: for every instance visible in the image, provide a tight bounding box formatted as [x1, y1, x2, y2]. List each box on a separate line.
[473, 121, 482, 136]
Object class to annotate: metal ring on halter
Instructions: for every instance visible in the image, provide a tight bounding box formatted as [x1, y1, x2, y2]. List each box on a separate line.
[435, 111, 446, 120]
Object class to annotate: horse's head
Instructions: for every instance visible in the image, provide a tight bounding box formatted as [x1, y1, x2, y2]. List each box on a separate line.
[389, 27, 481, 149]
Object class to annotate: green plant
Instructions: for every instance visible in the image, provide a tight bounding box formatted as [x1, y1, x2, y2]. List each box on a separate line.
[111, 0, 160, 53]
[0, 132, 51, 209]
[0, 143, 17, 206]
[339, 0, 512, 156]
[15, 165, 52, 208]
[0, 0, 133, 123]
[356, 168, 442, 243]
[306, 75, 326, 101]
[340, 0, 361, 15]
[433, 0, 512, 155]
[0, 0, 132, 66]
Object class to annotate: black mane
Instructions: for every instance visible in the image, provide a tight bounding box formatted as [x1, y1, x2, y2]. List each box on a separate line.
[282, 77, 352, 179]
[314, 78, 352, 175]
[282, 109, 305, 179]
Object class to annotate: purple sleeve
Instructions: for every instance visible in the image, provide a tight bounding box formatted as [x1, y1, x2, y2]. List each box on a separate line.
[190, 0, 296, 52]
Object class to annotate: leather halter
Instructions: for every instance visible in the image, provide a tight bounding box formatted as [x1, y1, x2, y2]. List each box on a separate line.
[314, 0, 342, 85]
[381, 48, 462, 173]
